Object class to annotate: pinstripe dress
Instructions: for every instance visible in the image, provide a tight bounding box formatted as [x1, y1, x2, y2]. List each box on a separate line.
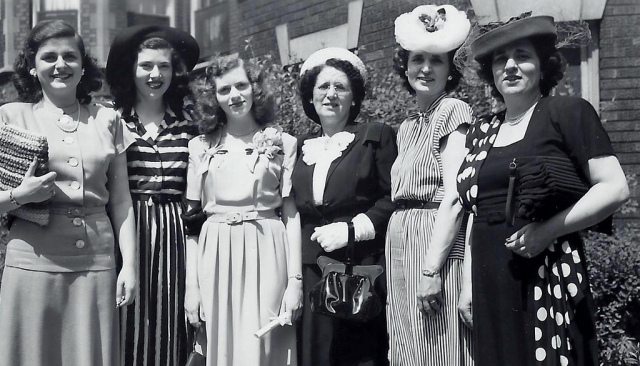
[118, 108, 198, 366]
[386, 95, 474, 366]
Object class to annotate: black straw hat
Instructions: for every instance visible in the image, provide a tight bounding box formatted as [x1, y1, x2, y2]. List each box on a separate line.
[106, 25, 200, 77]
[471, 15, 557, 61]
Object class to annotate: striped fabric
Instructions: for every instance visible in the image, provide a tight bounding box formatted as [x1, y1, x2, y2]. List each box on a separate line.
[386, 95, 473, 366]
[118, 108, 198, 366]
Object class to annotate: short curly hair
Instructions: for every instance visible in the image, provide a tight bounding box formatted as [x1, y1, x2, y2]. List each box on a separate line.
[298, 58, 366, 124]
[475, 35, 566, 101]
[106, 37, 192, 119]
[13, 20, 102, 105]
[195, 55, 274, 136]
[393, 46, 462, 95]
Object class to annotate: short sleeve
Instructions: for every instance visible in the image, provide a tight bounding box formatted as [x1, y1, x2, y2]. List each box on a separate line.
[438, 99, 474, 139]
[280, 132, 297, 198]
[550, 97, 615, 168]
[186, 136, 205, 202]
[97, 105, 127, 155]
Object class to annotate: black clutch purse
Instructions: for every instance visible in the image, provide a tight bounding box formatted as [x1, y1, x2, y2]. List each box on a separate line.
[0, 122, 50, 226]
[309, 223, 384, 322]
[506, 155, 612, 234]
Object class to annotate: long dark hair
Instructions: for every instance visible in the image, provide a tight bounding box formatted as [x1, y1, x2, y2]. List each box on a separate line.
[107, 37, 192, 119]
[13, 20, 102, 104]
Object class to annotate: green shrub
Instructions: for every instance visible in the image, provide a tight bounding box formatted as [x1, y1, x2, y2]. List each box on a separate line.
[584, 227, 640, 365]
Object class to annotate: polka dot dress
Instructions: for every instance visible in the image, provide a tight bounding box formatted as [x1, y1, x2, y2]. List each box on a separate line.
[455, 97, 603, 366]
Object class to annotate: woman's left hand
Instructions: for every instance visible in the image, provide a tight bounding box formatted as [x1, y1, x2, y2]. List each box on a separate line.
[504, 221, 554, 258]
[417, 273, 444, 317]
[310, 222, 349, 252]
[280, 280, 303, 321]
[116, 264, 138, 307]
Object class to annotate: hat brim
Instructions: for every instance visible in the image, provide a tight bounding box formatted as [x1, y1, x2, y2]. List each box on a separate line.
[106, 25, 200, 77]
[471, 16, 557, 61]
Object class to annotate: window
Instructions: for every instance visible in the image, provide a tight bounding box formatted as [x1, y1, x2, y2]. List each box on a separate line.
[195, 2, 229, 58]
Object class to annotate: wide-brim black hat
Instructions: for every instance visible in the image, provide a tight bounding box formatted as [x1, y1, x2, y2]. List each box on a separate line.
[471, 16, 557, 61]
[106, 24, 200, 77]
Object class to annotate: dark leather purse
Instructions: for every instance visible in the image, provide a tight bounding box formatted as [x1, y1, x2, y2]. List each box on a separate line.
[309, 223, 384, 322]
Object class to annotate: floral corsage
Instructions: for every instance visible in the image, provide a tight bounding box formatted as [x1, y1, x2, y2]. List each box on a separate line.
[252, 126, 283, 159]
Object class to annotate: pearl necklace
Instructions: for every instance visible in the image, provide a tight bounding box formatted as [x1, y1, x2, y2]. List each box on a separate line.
[226, 125, 260, 138]
[54, 101, 81, 133]
[504, 101, 538, 126]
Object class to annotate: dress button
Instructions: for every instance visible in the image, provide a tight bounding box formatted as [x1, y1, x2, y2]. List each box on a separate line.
[70, 181, 81, 190]
[72, 217, 83, 227]
[75, 240, 85, 249]
[63, 136, 73, 144]
[68, 157, 79, 167]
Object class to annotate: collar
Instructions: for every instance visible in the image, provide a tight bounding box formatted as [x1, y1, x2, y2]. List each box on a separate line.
[408, 93, 447, 121]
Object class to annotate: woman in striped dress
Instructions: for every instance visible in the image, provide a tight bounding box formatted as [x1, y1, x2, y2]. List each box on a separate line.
[105, 25, 200, 366]
[386, 6, 473, 365]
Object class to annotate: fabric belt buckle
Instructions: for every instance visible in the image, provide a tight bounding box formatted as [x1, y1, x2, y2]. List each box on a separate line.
[225, 212, 243, 225]
[67, 207, 85, 218]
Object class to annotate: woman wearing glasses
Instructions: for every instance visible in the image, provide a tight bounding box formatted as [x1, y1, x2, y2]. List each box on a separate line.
[291, 47, 397, 366]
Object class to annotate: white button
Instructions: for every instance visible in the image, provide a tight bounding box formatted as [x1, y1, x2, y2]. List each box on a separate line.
[63, 136, 74, 144]
[75, 240, 85, 249]
[68, 158, 78, 167]
[70, 181, 81, 190]
[72, 218, 83, 227]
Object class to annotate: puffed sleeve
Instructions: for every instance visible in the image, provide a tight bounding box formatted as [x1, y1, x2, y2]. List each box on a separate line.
[438, 98, 474, 140]
[186, 136, 205, 202]
[549, 96, 615, 169]
[103, 106, 127, 155]
[280, 132, 297, 198]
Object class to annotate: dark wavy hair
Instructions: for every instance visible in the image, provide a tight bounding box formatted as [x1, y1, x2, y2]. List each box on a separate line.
[393, 47, 462, 95]
[195, 55, 274, 136]
[106, 37, 192, 119]
[13, 20, 102, 104]
[298, 58, 366, 124]
[475, 35, 566, 101]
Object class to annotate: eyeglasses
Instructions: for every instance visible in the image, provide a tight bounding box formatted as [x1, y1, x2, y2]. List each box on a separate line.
[313, 83, 352, 97]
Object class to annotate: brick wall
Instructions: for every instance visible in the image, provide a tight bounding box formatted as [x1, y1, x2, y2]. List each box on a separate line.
[599, 0, 640, 227]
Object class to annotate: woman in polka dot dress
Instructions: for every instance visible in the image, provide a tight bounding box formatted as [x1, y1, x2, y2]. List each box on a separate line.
[456, 14, 629, 366]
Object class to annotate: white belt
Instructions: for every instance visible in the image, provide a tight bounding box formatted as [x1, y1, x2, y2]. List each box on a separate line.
[207, 210, 277, 225]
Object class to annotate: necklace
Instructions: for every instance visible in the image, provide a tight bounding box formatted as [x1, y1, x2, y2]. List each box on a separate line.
[54, 101, 81, 133]
[504, 101, 538, 126]
[226, 125, 260, 138]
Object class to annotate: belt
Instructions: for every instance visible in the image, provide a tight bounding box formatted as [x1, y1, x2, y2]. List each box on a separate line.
[207, 210, 277, 225]
[131, 193, 183, 204]
[50, 206, 106, 217]
[395, 200, 440, 210]
[474, 211, 506, 224]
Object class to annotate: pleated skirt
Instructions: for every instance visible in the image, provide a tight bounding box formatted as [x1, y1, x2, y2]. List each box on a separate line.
[0, 267, 118, 366]
[119, 200, 189, 366]
[385, 208, 473, 366]
[197, 217, 297, 366]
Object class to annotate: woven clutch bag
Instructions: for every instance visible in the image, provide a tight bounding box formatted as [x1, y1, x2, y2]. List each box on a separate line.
[0, 123, 50, 226]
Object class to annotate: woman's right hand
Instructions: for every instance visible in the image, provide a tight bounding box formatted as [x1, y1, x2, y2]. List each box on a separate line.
[12, 158, 57, 204]
[457, 284, 473, 329]
[185, 285, 203, 328]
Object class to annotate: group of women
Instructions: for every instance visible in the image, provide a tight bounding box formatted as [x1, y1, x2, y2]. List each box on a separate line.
[0, 4, 630, 366]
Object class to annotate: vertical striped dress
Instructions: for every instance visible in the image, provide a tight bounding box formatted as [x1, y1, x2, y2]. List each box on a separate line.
[386, 94, 474, 366]
[119, 108, 198, 366]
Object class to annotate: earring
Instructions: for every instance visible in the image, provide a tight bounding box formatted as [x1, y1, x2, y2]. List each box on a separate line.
[447, 75, 453, 81]
[351, 101, 356, 106]
[29, 69, 36, 77]
[405, 71, 409, 77]
[82, 69, 85, 76]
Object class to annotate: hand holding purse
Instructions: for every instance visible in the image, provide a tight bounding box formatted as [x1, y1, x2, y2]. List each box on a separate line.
[309, 222, 384, 322]
[0, 122, 50, 226]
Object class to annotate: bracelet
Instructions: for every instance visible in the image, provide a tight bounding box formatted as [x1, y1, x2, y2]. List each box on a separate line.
[421, 269, 440, 278]
[9, 189, 20, 206]
[288, 274, 303, 281]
